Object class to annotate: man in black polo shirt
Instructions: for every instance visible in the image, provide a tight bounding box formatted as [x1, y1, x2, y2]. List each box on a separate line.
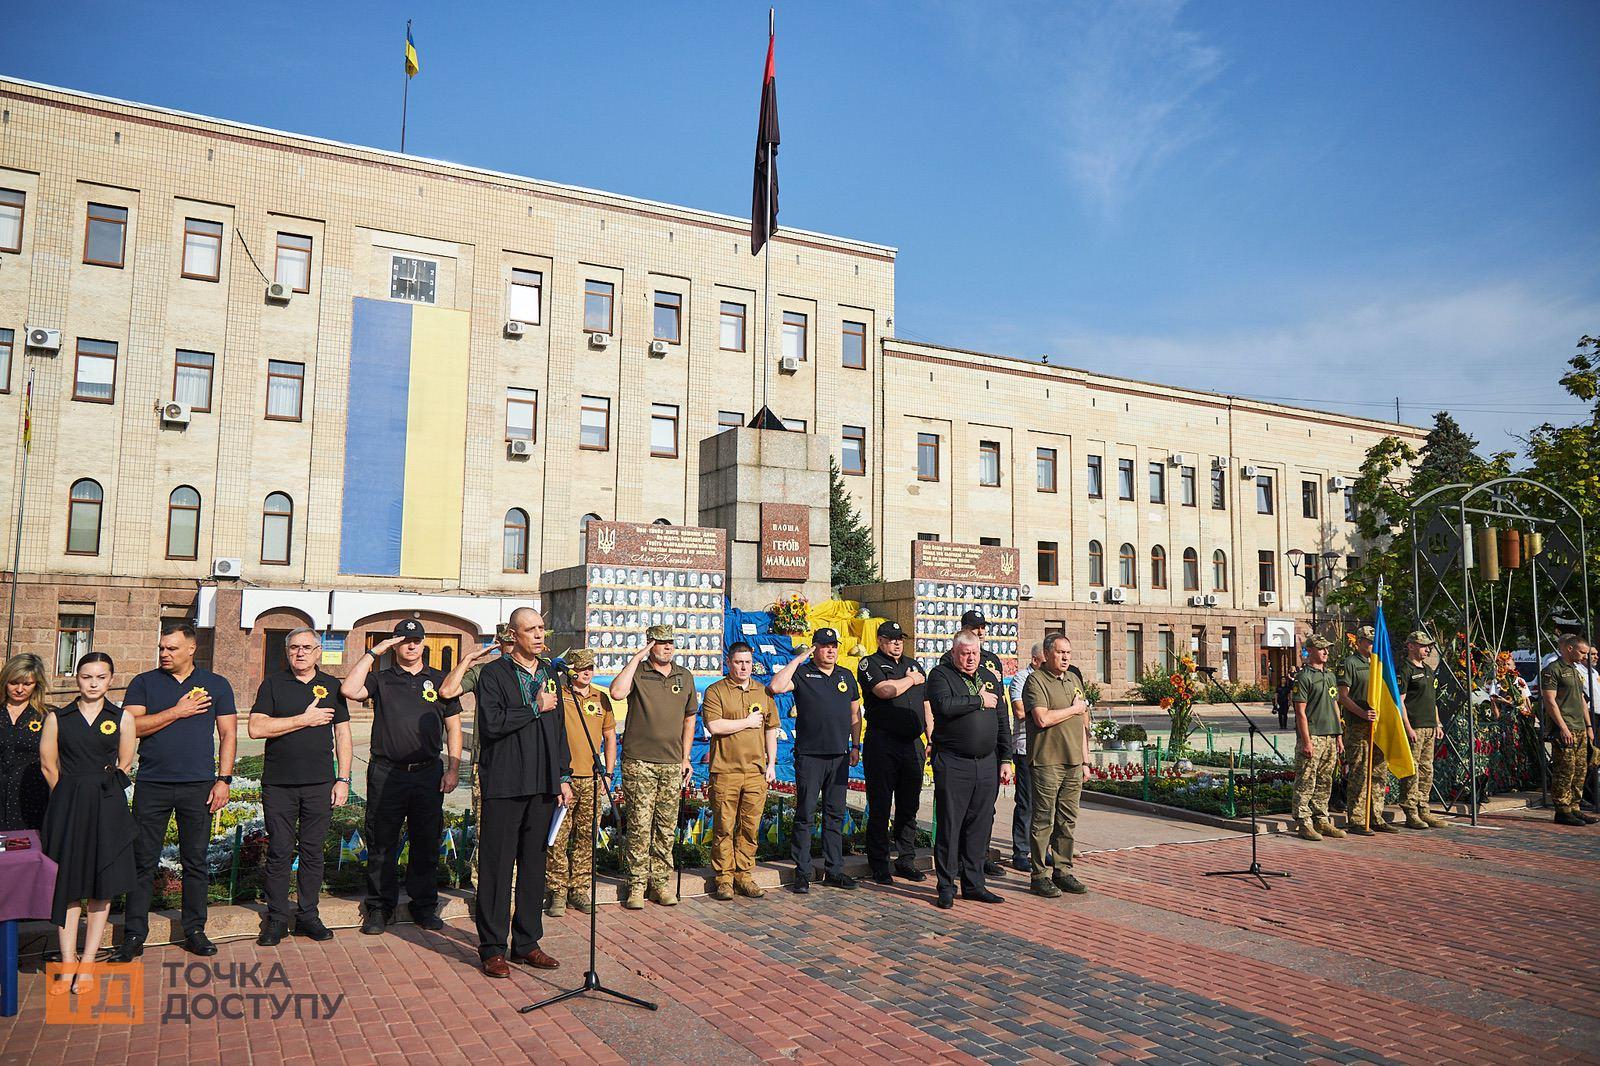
[769, 628, 862, 893]
[959, 610, 1008, 879]
[857, 621, 927, 884]
[340, 619, 464, 934]
[112, 622, 237, 961]
[248, 627, 353, 946]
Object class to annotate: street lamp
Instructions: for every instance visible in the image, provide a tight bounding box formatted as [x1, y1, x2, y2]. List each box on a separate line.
[1285, 549, 1343, 637]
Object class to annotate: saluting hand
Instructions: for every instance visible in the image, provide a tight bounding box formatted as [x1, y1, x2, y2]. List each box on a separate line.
[301, 699, 335, 728]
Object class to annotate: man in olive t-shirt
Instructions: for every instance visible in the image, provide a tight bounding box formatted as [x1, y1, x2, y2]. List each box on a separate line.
[701, 642, 779, 899]
[1338, 626, 1397, 835]
[1396, 632, 1447, 829]
[1542, 634, 1596, 826]
[1292, 636, 1345, 840]
[1020, 633, 1090, 898]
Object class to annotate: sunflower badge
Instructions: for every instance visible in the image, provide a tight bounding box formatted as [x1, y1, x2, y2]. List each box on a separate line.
[99, 719, 117, 735]
[671, 681, 682, 695]
[836, 680, 848, 693]
[312, 684, 329, 700]
[189, 686, 208, 700]
[584, 700, 599, 716]
[27, 718, 42, 733]
[749, 704, 762, 716]
[422, 679, 438, 704]
[545, 679, 558, 695]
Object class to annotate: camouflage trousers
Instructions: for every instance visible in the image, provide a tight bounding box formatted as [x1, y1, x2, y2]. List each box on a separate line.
[547, 774, 599, 896]
[1395, 727, 1436, 815]
[1549, 738, 1596, 812]
[1343, 714, 1389, 828]
[1293, 735, 1338, 825]
[621, 759, 681, 890]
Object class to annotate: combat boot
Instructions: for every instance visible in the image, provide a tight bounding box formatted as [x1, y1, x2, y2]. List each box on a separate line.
[710, 882, 735, 901]
[1372, 817, 1401, 834]
[622, 884, 646, 910]
[1422, 812, 1449, 828]
[648, 882, 679, 906]
[1296, 822, 1323, 841]
[569, 888, 594, 914]
[545, 892, 567, 918]
[1314, 820, 1346, 839]
[1403, 811, 1430, 830]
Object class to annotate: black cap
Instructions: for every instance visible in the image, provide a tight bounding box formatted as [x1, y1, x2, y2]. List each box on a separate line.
[877, 621, 905, 640]
[392, 618, 425, 641]
[812, 627, 840, 647]
[960, 610, 987, 630]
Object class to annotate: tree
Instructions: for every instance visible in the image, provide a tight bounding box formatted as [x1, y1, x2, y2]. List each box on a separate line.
[1412, 412, 1485, 492]
[1524, 336, 1600, 617]
[829, 456, 878, 588]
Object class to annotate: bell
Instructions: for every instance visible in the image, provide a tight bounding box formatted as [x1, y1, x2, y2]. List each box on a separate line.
[1525, 531, 1544, 558]
[1475, 526, 1500, 582]
[1498, 528, 1522, 570]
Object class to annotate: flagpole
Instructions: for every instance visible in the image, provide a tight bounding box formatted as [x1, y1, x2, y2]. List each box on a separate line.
[400, 19, 412, 153]
[4, 367, 33, 660]
[761, 8, 774, 417]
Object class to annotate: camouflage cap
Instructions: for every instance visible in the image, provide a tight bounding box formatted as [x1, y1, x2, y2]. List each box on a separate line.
[1406, 630, 1436, 646]
[646, 623, 675, 643]
[1307, 635, 1334, 650]
[1356, 625, 1376, 642]
[567, 647, 596, 672]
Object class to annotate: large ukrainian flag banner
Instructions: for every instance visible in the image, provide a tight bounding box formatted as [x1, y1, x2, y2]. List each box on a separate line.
[340, 298, 469, 580]
[1366, 603, 1417, 780]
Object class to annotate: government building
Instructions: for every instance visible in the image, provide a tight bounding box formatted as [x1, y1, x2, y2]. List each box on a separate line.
[0, 78, 1424, 703]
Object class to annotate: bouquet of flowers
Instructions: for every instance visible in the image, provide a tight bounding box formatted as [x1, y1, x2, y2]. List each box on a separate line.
[769, 592, 810, 636]
[1161, 654, 1202, 754]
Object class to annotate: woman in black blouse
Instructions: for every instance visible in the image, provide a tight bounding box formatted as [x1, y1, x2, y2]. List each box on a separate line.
[0, 653, 51, 830]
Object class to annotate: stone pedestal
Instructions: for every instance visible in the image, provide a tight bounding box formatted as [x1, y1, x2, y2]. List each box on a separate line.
[698, 428, 832, 612]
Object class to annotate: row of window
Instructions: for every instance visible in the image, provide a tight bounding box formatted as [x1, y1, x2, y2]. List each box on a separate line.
[1065, 543, 1233, 592]
[66, 481, 294, 563]
[1068, 622, 1240, 685]
[34, 335, 307, 418]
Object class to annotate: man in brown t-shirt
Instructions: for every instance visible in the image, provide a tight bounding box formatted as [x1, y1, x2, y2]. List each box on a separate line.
[1021, 633, 1091, 898]
[701, 641, 779, 900]
[608, 624, 697, 909]
[546, 648, 617, 917]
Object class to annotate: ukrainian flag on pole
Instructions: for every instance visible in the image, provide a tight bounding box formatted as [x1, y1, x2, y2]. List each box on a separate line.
[1367, 603, 1416, 779]
[405, 24, 420, 77]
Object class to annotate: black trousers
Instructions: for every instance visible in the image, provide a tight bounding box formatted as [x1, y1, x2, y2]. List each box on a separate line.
[125, 780, 212, 938]
[263, 782, 333, 926]
[932, 751, 998, 895]
[791, 752, 850, 879]
[364, 758, 443, 919]
[474, 792, 557, 960]
[863, 731, 922, 872]
[1010, 749, 1033, 863]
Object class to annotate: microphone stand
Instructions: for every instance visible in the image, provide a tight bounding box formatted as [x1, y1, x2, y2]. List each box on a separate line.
[1197, 667, 1291, 890]
[522, 661, 657, 1015]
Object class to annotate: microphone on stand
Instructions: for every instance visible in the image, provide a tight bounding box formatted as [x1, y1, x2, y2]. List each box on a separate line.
[1197, 666, 1219, 677]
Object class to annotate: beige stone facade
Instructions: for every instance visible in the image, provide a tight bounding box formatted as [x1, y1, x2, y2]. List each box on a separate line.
[0, 78, 1421, 700]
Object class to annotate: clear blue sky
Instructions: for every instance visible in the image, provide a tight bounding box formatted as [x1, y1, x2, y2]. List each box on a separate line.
[8, 0, 1598, 454]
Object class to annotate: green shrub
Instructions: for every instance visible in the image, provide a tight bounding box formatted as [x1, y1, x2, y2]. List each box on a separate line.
[1117, 724, 1147, 743]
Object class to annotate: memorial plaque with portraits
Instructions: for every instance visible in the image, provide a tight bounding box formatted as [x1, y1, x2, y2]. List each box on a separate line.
[910, 541, 1021, 677]
[581, 522, 728, 677]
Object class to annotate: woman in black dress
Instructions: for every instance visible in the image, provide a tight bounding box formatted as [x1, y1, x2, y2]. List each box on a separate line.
[1, 653, 51, 830]
[39, 653, 136, 994]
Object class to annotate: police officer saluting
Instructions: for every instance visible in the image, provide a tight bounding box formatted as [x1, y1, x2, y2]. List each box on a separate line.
[769, 627, 862, 893]
[856, 621, 928, 884]
[340, 619, 463, 934]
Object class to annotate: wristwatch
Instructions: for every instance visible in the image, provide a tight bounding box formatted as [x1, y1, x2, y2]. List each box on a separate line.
[215, 775, 233, 785]
[336, 776, 352, 785]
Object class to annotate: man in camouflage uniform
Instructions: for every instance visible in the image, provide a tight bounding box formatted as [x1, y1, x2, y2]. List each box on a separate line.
[1292, 636, 1346, 841]
[546, 648, 617, 915]
[1339, 626, 1399, 835]
[440, 625, 514, 888]
[1542, 634, 1597, 827]
[1396, 632, 1448, 829]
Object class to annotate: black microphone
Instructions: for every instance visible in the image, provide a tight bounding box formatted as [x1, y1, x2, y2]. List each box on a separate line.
[1197, 666, 1219, 677]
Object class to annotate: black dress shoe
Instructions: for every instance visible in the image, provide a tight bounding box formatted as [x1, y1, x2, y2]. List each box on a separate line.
[1012, 857, 1034, 873]
[293, 919, 335, 942]
[961, 888, 1004, 904]
[790, 875, 810, 895]
[893, 863, 927, 882]
[983, 860, 1004, 877]
[413, 912, 445, 931]
[108, 934, 145, 963]
[256, 921, 288, 947]
[870, 869, 894, 885]
[1055, 873, 1089, 895]
[934, 889, 955, 909]
[361, 910, 390, 935]
[822, 873, 859, 890]
[184, 930, 218, 957]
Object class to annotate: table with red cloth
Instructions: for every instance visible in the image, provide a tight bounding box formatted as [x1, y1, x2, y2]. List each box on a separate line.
[0, 830, 57, 1017]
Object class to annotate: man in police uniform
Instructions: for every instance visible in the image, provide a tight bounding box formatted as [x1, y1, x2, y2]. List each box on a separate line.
[1396, 632, 1447, 830]
[610, 624, 696, 909]
[546, 647, 616, 916]
[340, 619, 464, 934]
[1542, 633, 1596, 826]
[1338, 626, 1398, 835]
[701, 642, 779, 900]
[1021, 634, 1088, 897]
[769, 628, 862, 893]
[1292, 636, 1346, 841]
[856, 621, 928, 884]
[440, 624, 513, 890]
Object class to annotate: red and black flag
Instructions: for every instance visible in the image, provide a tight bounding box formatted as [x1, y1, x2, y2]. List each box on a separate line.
[750, 14, 779, 255]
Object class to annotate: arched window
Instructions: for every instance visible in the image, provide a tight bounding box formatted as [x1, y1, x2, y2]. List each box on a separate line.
[66, 479, 103, 555]
[166, 486, 201, 560]
[1150, 545, 1168, 589]
[1118, 543, 1137, 588]
[504, 508, 530, 573]
[1182, 548, 1199, 591]
[652, 518, 671, 525]
[580, 512, 601, 560]
[1087, 540, 1104, 587]
[261, 492, 293, 565]
[1212, 549, 1229, 591]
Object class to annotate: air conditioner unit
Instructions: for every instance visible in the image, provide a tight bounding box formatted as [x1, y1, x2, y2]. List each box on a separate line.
[778, 354, 800, 374]
[1259, 591, 1277, 606]
[1328, 475, 1348, 491]
[265, 282, 292, 303]
[1169, 452, 1189, 467]
[1241, 465, 1259, 479]
[1107, 587, 1127, 604]
[648, 340, 670, 357]
[1189, 594, 1206, 607]
[1087, 590, 1102, 604]
[505, 320, 525, 338]
[160, 400, 192, 426]
[25, 326, 61, 352]
[507, 438, 533, 457]
[1019, 583, 1033, 601]
[1213, 456, 1230, 470]
[1203, 594, 1220, 607]
[587, 332, 611, 350]
[212, 557, 242, 579]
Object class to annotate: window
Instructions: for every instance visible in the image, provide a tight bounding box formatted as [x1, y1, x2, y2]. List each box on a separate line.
[1182, 548, 1199, 591]
[181, 218, 223, 281]
[717, 410, 745, 430]
[1256, 474, 1275, 515]
[719, 302, 746, 351]
[1180, 466, 1196, 506]
[503, 508, 530, 573]
[73, 339, 117, 403]
[917, 432, 940, 481]
[582, 279, 614, 333]
[579, 396, 611, 451]
[1037, 541, 1058, 585]
[1222, 627, 1237, 682]
[56, 610, 94, 675]
[1302, 552, 1322, 597]
[1211, 467, 1227, 509]
[389, 255, 437, 303]
[1158, 629, 1176, 672]
[1148, 462, 1166, 504]
[979, 537, 1001, 547]
[0, 328, 12, 393]
[83, 203, 127, 267]
[842, 425, 866, 475]
[782, 311, 807, 360]
[1344, 486, 1358, 523]
[1213, 549, 1228, 591]
[1087, 540, 1104, 586]
[166, 486, 201, 560]
[1301, 479, 1319, 519]
[1117, 458, 1135, 500]
[1095, 624, 1111, 684]
[265, 360, 305, 420]
[1126, 625, 1144, 682]
[0, 188, 24, 253]
[652, 291, 682, 344]
[784, 417, 808, 432]
[1258, 550, 1276, 593]
[1347, 554, 1360, 573]
[652, 518, 672, 526]
[916, 532, 940, 541]
[1086, 455, 1104, 498]
[172, 350, 215, 412]
[1118, 543, 1137, 588]
[1191, 626, 1207, 666]
[978, 441, 1001, 486]
[1150, 545, 1168, 589]
[261, 492, 293, 565]
[507, 269, 542, 324]
[66, 479, 103, 555]
[1036, 448, 1057, 493]
[841, 320, 866, 369]
[505, 387, 538, 441]
[650, 403, 680, 458]
[275, 233, 313, 293]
